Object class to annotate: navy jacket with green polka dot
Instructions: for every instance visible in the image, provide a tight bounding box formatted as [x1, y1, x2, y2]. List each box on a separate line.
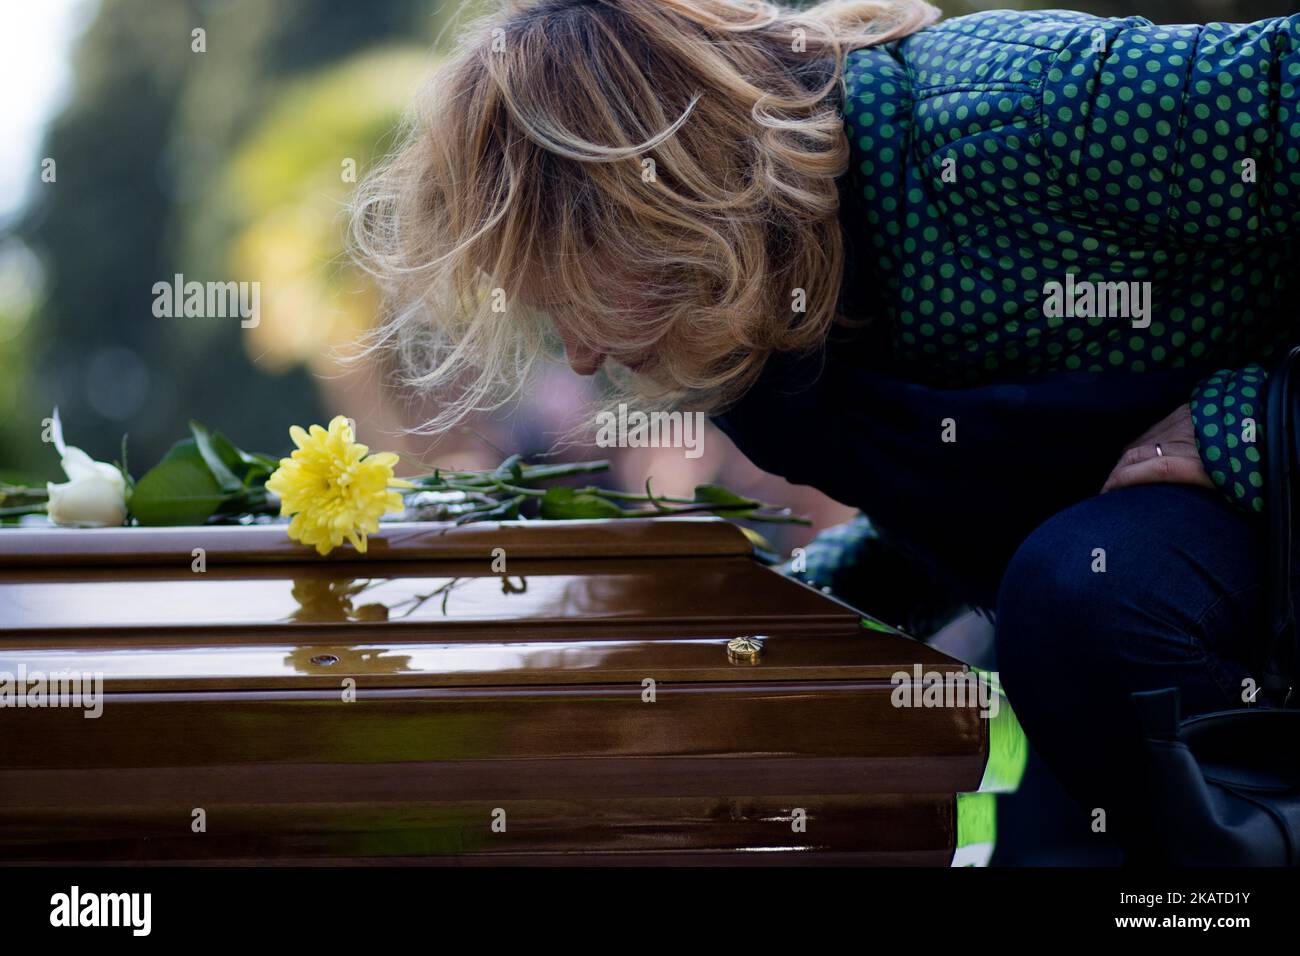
[840, 9, 1300, 514]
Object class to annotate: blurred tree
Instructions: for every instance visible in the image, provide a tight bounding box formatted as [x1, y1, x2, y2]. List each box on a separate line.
[211, 48, 430, 374]
[0, 239, 42, 478]
[13, 0, 443, 473]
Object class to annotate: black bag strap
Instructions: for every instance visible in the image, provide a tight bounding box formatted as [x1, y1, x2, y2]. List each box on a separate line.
[1262, 346, 1300, 706]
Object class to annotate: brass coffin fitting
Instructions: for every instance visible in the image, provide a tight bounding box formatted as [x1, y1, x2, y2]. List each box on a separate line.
[726, 636, 764, 665]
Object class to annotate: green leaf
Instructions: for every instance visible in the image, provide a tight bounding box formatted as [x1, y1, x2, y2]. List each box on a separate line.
[0, 470, 50, 488]
[539, 486, 625, 519]
[128, 439, 231, 526]
[246, 452, 281, 474]
[188, 421, 243, 493]
[189, 421, 276, 488]
[692, 484, 759, 508]
[219, 435, 278, 482]
[691, 483, 758, 519]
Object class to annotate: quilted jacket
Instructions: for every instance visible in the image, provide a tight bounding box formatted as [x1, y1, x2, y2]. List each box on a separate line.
[838, 8, 1300, 513]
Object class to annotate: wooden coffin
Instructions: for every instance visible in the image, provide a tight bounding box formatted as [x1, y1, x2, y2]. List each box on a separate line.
[0, 518, 986, 865]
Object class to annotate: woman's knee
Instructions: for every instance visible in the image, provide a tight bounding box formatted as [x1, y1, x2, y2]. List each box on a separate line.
[993, 497, 1115, 710]
[994, 483, 1256, 712]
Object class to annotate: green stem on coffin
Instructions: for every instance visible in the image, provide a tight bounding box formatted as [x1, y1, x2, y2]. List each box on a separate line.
[400, 459, 808, 526]
[0, 504, 48, 519]
[0, 485, 50, 520]
[0, 484, 49, 501]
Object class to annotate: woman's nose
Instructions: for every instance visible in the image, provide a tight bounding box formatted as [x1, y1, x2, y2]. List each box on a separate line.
[560, 333, 605, 376]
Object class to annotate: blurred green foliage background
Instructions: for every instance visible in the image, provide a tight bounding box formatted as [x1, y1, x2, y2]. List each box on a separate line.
[1, 0, 467, 477]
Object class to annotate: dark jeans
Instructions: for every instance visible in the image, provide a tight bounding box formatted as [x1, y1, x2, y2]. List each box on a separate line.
[995, 482, 1265, 857]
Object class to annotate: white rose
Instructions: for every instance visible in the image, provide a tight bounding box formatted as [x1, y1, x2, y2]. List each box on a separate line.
[46, 445, 128, 527]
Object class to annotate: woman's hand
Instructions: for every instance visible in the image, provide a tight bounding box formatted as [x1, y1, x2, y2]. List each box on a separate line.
[1101, 404, 1216, 494]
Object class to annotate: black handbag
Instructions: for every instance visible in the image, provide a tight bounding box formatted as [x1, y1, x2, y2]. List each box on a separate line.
[1133, 346, 1300, 866]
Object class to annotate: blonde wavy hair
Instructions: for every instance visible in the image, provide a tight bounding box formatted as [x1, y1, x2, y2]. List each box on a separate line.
[351, 0, 939, 432]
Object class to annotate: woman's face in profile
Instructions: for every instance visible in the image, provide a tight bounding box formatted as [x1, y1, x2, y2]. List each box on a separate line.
[523, 264, 659, 377]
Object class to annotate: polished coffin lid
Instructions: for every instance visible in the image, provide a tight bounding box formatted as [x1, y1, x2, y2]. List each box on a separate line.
[0, 517, 969, 690]
[0, 518, 987, 863]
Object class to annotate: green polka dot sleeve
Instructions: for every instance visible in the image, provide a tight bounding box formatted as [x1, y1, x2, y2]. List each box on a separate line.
[1189, 365, 1267, 513]
[839, 11, 1300, 388]
[1042, 16, 1300, 243]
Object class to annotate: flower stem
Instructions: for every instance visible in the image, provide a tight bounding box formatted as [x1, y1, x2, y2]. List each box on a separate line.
[0, 504, 47, 518]
[0, 484, 49, 501]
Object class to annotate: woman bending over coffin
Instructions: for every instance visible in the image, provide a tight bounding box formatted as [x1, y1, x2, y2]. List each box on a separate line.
[352, 0, 1300, 859]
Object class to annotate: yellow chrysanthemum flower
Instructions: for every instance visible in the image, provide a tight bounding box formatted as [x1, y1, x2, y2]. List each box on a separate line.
[266, 415, 414, 556]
